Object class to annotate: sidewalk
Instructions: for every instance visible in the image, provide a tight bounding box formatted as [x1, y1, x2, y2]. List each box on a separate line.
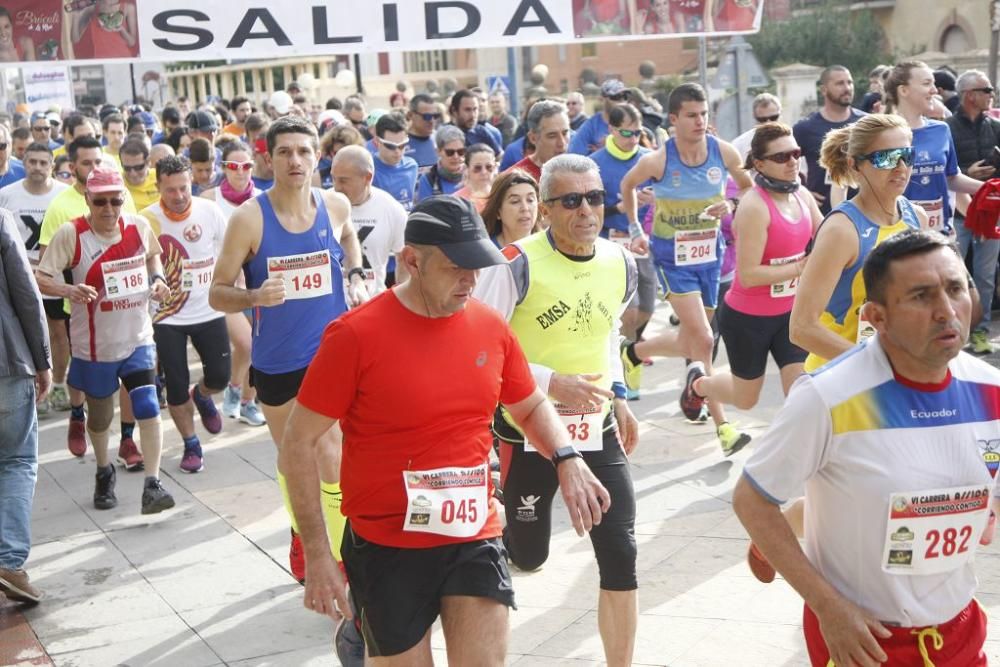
[7, 313, 1000, 666]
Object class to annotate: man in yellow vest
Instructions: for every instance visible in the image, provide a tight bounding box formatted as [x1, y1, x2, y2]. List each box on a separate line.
[475, 153, 641, 667]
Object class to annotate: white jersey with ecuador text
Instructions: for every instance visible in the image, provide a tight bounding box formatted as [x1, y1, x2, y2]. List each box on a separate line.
[0, 180, 68, 263]
[45, 214, 158, 362]
[142, 198, 228, 326]
[743, 336, 1000, 627]
[213, 186, 261, 220]
[350, 187, 406, 294]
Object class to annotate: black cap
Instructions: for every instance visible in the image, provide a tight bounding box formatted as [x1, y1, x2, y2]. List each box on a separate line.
[186, 110, 218, 132]
[933, 70, 957, 92]
[405, 196, 506, 270]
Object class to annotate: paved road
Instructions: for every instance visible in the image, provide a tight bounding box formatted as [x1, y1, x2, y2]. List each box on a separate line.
[5, 310, 1000, 666]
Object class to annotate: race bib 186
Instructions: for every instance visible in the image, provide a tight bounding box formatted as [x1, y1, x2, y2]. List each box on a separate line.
[102, 255, 146, 300]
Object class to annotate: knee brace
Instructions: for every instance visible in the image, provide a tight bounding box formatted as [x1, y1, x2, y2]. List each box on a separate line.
[85, 395, 115, 433]
[128, 385, 160, 420]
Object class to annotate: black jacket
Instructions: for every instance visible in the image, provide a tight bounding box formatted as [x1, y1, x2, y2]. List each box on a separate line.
[945, 106, 1000, 174]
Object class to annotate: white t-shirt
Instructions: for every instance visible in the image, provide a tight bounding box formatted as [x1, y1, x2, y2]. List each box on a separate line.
[141, 198, 228, 326]
[743, 336, 1000, 627]
[731, 127, 755, 162]
[351, 187, 406, 294]
[0, 180, 68, 263]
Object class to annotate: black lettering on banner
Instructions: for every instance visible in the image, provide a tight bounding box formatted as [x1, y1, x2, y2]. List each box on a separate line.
[503, 0, 560, 35]
[151, 10, 213, 51]
[425, 1, 480, 39]
[312, 7, 363, 44]
[226, 9, 292, 48]
[383, 4, 399, 41]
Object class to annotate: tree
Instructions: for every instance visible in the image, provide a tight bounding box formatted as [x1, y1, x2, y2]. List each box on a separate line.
[748, 1, 888, 98]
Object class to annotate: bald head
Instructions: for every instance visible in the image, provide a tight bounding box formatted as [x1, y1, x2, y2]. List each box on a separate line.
[149, 143, 175, 168]
[332, 144, 374, 175]
[332, 144, 374, 205]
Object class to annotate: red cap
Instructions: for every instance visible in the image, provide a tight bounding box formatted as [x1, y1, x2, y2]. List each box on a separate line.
[254, 137, 267, 155]
[86, 165, 125, 194]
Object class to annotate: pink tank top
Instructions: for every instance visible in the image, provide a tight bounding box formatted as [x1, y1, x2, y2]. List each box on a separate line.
[725, 186, 812, 317]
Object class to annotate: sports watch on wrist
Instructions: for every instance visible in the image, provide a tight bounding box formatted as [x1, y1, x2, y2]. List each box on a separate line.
[551, 445, 583, 467]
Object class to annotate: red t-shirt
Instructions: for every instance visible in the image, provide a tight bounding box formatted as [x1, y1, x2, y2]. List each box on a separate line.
[297, 290, 537, 548]
[506, 156, 542, 183]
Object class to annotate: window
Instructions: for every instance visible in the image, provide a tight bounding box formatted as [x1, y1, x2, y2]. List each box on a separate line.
[406, 50, 450, 73]
[940, 25, 970, 55]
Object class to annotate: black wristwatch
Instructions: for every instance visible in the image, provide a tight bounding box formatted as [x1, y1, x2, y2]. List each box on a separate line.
[347, 267, 366, 282]
[150, 273, 167, 286]
[551, 446, 583, 467]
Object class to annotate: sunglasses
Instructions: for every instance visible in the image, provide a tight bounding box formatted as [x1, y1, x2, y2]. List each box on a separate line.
[32, 126, 50, 132]
[381, 139, 409, 151]
[222, 160, 253, 172]
[760, 148, 802, 164]
[544, 189, 605, 209]
[606, 93, 628, 102]
[420, 112, 442, 122]
[91, 197, 125, 208]
[972, 87, 996, 94]
[55, 171, 72, 179]
[443, 147, 466, 158]
[615, 128, 641, 138]
[755, 114, 780, 123]
[121, 163, 147, 173]
[471, 163, 496, 173]
[857, 146, 914, 170]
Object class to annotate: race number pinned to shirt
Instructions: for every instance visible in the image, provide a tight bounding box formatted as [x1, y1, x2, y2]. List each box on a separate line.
[180, 256, 214, 292]
[674, 229, 718, 266]
[102, 255, 147, 300]
[914, 199, 944, 232]
[882, 484, 991, 575]
[770, 253, 805, 298]
[267, 250, 333, 300]
[402, 463, 489, 538]
[608, 229, 647, 258]
[525, 402, 605, 453]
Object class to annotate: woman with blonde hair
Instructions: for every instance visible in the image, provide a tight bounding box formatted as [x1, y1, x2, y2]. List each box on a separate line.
[454, 144, 498, 212]
[480, 169, 542, 247]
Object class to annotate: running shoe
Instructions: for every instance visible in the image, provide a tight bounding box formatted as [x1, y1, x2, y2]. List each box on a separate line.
[68, 416, 87, 457]
[191, 386, 223, 434]
[679, 362, 706, 421]
[0, 568, 42, 604]
[36, 397, 50, 416]
[620, 339, 642, 393]
[747, 542, 775, 583]
[239, 400, 267, 427]
[289, 529, 306, 584]
[117, 437, 144, 472]
[718, 422, 751, 457]
[334, 591, 365, 667]
[695, 404, 710, 423]
[180, 443, 204, 473]
[93, 465, 117, 510]
[48, 384, 70, 411]
[222, 385, 241, 419]
[141, 477, 176, 515]
[970, 329, 996, 355]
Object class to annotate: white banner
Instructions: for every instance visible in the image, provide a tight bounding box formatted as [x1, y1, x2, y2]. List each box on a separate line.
[21, 64, 74, 112]
[137, 1, 762, 62]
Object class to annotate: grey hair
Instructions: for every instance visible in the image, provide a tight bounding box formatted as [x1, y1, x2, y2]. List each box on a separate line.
[332, 144, 374, 175]
[539, 154, 600, 201]
[343, 97, 365, 114]
[526, 100, 568, 135]
[751, 93, 781, 113]
[957, 70, 989, 94]
[433, 125, 465, 148]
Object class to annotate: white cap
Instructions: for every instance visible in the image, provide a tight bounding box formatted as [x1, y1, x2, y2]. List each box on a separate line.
[269, 91, 293, 116]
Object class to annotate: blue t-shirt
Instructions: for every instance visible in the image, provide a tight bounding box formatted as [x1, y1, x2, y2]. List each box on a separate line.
[569, 113, 609, 155]
[463, 123, 503, 155]
[906, 119, 959, 233]
[406, 134, 437, 170]
[590, 145, 652, 234]
[500, 137, 525, 172]
[792, 109, 866, 215]
[365, 138, 378, 156]
[317, 156, 333, 189]
[252, 175, 274, 191]
[0, 159, 25, 188]
[372, 155, 419, 211]
[415, 166, 463, 203]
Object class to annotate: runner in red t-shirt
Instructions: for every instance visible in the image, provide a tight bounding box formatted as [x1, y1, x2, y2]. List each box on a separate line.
[279, 196, 610, 665]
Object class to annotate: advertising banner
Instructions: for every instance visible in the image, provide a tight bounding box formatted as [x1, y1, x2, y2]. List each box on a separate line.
[0, 0, 139, 63]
